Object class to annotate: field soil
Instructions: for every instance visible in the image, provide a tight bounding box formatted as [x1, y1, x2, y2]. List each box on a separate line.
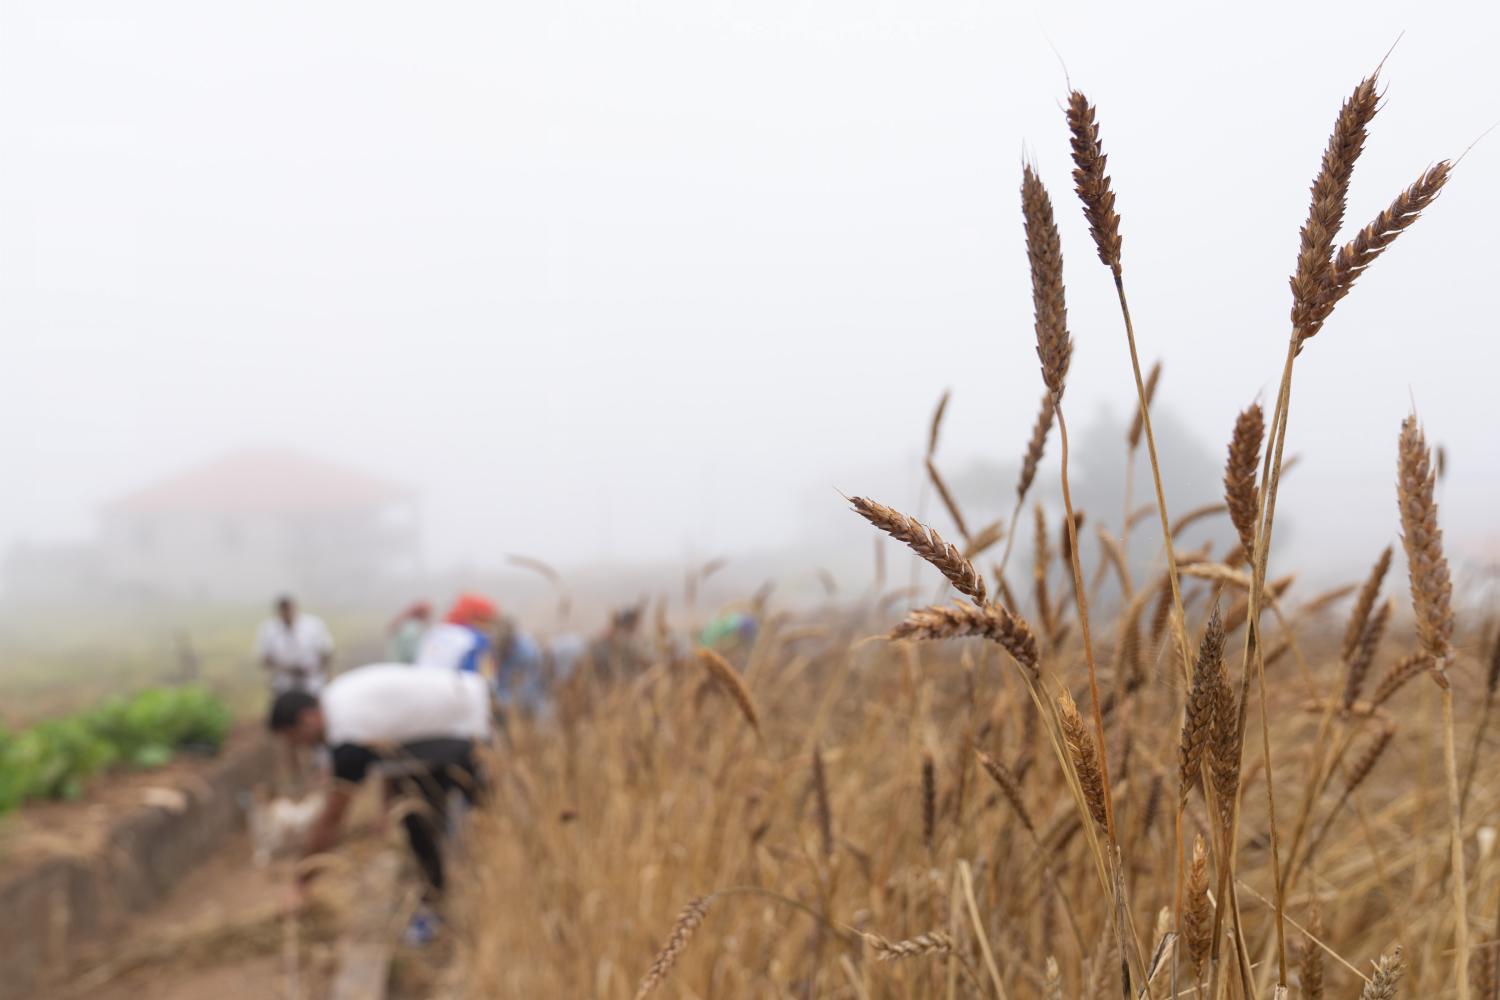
[69, 832, 337, 1000]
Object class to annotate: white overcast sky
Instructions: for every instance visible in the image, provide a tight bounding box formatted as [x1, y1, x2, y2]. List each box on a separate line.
[0, 0, 1495, 578]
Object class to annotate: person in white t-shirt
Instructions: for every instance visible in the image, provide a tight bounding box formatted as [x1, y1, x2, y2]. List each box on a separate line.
[268, 664, 490, 924]
[255, 595, 334, 693]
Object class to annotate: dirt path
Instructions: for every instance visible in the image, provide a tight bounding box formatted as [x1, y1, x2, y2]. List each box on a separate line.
[66, 832, 339, 1000]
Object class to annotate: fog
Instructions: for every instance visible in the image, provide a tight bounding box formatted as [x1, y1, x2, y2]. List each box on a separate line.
[1, 0, 1496, 607]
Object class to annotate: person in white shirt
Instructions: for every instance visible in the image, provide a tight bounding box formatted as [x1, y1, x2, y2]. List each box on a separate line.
[268, 664, 490, 919]
[414, 592, 499, 675]
[255, 595, 334, 693]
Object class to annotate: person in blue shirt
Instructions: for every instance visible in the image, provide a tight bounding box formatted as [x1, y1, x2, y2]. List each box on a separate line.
[415, 593, 498, 675]
[494, 616, 547, 716]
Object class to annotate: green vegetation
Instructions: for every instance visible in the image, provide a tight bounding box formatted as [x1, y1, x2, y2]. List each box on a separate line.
[0, 686, 231, 810]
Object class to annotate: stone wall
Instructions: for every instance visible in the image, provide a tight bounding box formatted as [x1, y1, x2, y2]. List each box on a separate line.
[0, 738, 271, 999]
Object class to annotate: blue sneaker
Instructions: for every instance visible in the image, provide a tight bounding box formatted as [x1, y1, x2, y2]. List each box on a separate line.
[403, 906, 440, 947]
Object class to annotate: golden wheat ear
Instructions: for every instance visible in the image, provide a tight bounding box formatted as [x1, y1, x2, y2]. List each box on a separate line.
[1397, 415, 1454, 671]
[849, 496, 988, 604]
[634, 895, 712, 1000]
[1065, 91, 1123, 274]
[1223, 404, 1264, 557]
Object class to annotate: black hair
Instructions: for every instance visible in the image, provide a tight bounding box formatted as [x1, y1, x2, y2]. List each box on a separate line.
[267, 689, 319, 732]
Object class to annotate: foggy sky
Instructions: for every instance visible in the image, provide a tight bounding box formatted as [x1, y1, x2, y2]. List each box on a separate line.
[1, 1, 1496, 583]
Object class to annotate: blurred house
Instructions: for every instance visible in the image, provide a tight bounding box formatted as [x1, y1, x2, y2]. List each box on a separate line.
[92, 448, 421, 603]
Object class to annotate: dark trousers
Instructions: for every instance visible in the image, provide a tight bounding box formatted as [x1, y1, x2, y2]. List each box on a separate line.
[384, 739, 483, 895]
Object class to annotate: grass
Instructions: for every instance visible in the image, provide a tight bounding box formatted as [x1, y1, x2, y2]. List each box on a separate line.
[0, 606, 387, 727]
[441, 66, 1485, 999]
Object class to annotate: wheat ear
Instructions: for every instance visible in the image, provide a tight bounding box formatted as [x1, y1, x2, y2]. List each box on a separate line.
[889, 603, 1038, 677]
[634, 896, 713, 999]
[1184, 834, 1212, 979]
[695, 647, 761, 736]
[1178, 607, 1228, 809]
[864, 931, 954, 961]
[1398, 414, 1466, 1000]
[850, 496, 987, 604]
[1300, 906, 1325, 1000]
[1290, 74, 1379, 344]
[1057, 688, 1108, 832]
[1224, 404, 1265, 557]
[976, 748, 1037, 838]
[1358, 946, 1404, 1000]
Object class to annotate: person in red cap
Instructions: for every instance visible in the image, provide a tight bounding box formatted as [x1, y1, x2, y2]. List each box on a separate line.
[413, 593, 500, 676]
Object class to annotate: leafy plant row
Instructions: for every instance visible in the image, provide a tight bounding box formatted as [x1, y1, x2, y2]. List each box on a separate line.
[0, 686, 232, 811]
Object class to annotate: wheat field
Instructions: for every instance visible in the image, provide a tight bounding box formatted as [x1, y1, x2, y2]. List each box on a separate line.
[443, 69, 1494, 999]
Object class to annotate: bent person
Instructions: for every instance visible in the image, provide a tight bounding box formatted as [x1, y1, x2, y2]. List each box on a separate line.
[268, 664, 490, 938]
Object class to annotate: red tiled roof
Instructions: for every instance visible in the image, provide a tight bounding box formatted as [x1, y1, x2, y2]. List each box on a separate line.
[105, 447, 412, 515]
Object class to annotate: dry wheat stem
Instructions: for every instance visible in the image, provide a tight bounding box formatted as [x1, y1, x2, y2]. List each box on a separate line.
[1460, 630, 1500, 813]
[1053, 402, 1119, 852]
[1234, 74, 1457, 985]
[1069, 90, 1202, 990]
[812, 744, 833, 861]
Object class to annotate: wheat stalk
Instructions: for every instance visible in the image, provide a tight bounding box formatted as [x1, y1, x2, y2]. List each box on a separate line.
[812, 744, 833, 861]
[1398, 414, 1467, 999]
[920, 750, 937, 855]
[1126, 361, 1161, 452]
